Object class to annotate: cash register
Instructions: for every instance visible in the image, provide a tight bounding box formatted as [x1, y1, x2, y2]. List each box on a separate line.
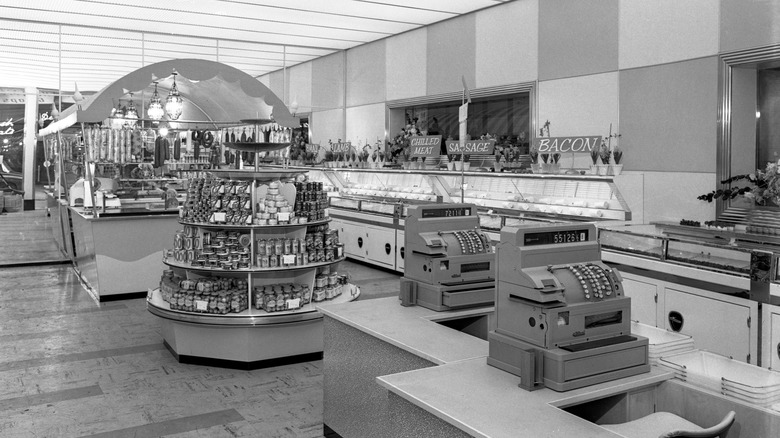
[399, 203, 495, 311]
[487, 223, 649, 391]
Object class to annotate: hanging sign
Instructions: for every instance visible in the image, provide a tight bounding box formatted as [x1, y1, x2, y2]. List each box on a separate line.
[445, 139, 496, 155]
[0, 118, 14, 135]
[533, 136, 602, 154]
[409, 136, 442, 158]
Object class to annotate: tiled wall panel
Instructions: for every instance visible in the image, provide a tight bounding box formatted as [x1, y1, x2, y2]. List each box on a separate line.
[310, 108, 344, 147]
[619, 57, 719, 173]
[475, 0, 538, 87]
[426, 14, 476, 95]
[538, 0, 619, 80]
[346, 103, 386, 148]
[347, 41, 386, 107]
[312, 52, 346, 112]
[721, 0, 780, 52]
[386, 28, 427, 101]
[538, 72, 619, 169]
[619, 0, 719, 70]
[288, 62, 312, 115]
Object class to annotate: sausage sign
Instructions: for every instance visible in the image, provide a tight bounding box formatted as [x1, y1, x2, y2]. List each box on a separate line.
[445, 139, 496, 155]
[533, 136, 602, 153]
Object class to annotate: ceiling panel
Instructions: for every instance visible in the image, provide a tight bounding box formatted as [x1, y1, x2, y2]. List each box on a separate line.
[0, 0, 508, 92]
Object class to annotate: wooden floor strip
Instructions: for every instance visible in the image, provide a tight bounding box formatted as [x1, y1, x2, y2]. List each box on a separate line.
[0, 343, 166, 372]
[0, 384, 103, 412]
[79, 408, 245, 438]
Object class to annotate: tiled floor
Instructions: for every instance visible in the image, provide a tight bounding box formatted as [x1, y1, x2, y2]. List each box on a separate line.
[0, 207, 402, 437]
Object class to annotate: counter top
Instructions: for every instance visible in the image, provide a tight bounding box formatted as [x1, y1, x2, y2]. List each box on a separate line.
[377, 358, 674, 438]
[317, 296, 490, 365]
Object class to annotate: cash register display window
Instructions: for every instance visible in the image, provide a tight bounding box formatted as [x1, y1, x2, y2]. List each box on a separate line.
[421, 206, 472, 219]
[523, 229, 589, 246]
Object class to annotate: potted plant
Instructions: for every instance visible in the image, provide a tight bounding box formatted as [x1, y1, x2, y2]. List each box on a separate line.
[463, 154, 471, 171]
[324, 150, 334, 168]
[452, 153, 463, 171]
[447, 154, 456, 171]
[551, 153, 561, 174]
[589, 147, 599, 174]
[540, 153, 550, 174]
[612, 145, 623, 175]
[598, 143, 611, 176]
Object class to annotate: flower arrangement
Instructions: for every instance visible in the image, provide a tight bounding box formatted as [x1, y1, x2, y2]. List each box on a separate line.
[590, 147, 599, 165]
[388, 124, 417, 163]
[530, 146, 539, 164]
[698, 160, 780, 205]
[541, 153, 550, 164]
[598, 143, 611, 165]
[613, 145, 623, 165]
[552, 153, 561, 164]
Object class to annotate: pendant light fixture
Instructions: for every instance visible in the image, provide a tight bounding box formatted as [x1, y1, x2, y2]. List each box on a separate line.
[111, 100, 125, 119]
[147, 81, 165, 121]
[165, 72, 184, 120]
[124, 92, 138, 127]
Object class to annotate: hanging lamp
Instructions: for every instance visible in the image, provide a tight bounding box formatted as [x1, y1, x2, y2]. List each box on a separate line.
[165, 72, 184, 120]
[124, 93, 138, 127]
[147, 81, 165, 121]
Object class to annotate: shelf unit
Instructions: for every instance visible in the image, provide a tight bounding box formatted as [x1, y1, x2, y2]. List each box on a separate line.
[147, 161, 359, 369]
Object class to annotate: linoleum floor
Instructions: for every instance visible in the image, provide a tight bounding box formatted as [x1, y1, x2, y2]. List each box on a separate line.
[0, 210, 402, 437]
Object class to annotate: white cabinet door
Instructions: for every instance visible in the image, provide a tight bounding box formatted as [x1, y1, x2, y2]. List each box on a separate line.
[396, 230, 405, 272]
[339, 221, 367, 260]
[621, 274, 659, 327]
[665, 287, 752, 363]
[767, 308, 780, 371]
[364, 224, 395, 269]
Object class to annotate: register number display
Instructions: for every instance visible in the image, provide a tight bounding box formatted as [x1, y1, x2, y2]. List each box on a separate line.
[523, 229, 589, 246]
[421, 207, 472, 219]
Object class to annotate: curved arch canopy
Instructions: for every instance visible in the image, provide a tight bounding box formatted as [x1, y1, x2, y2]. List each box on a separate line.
[41, 58, 297, 135]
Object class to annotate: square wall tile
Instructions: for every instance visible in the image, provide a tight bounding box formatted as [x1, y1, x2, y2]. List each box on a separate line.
[476, 0, 539, 87]
[347, 40, 386, 107]
[721, 0, 780, 52]
[539, 0, 619, 80]
[386, 28, 427, 101]
[538, 72, 619, 168]
[427, 14, 476, 95]
[288, 62, 312, 115]
[311, 108, 344, 146]
[346, 103, 386, 148]
[619, 0, 719, 70]
[312, 52, 346, 111]
[619, 57, 719, 173]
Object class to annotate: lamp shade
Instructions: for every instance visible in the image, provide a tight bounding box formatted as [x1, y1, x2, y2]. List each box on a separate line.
[147, 82, 165, 120]
[165, 72, 183, 120]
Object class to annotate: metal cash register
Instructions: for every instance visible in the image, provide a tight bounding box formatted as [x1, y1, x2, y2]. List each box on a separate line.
[487, 223, 649, 391]
[399, 204, 495, 311]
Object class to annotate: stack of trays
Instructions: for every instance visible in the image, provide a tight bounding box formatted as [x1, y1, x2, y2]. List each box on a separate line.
[659, 350, 780, 409]
[630, 322, 695, 364]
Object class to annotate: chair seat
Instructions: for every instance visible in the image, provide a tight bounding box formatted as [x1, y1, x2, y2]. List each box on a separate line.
[602, 412, 702, 438]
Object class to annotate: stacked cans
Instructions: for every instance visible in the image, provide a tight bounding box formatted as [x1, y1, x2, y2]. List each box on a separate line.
[197, 231, 251, 269]
[294, 181, 328, 223]
[305, 223, 342, 263]
[256, 237, 306, 268]
[182, 177, 252, 225]
[252, 283, 312, 313]
[255, 180, 294, 225]
[312, 266, 348, 302]
[159, 274, 249, 314]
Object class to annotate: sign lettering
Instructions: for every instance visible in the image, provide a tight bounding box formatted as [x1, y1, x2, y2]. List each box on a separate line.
[409, 136, 442, 158]
[330, 142, 352, 153]
[0, 118, 14, 135]
[445, 139, 496, 155]
[534, 136, 602, 154]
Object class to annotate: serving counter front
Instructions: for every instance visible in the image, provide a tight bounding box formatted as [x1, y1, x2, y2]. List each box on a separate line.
[320, 297, 780, 438]
[69, 206, 180, 300]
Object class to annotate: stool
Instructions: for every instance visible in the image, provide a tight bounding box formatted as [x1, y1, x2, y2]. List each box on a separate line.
[601, 410, 735, 438]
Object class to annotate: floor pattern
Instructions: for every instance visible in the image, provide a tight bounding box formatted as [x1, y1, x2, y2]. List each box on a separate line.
[0, 257, 400, 437]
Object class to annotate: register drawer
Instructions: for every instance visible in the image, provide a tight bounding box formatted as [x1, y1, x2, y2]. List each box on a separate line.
[559, 343, 648, 381]
[442, 287, 494, 309]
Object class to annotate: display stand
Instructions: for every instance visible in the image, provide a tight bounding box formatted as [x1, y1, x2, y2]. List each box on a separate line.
[147, 151, 360, 369]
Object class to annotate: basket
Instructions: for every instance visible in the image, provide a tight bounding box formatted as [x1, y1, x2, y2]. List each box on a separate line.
[3, 193, 22, 212]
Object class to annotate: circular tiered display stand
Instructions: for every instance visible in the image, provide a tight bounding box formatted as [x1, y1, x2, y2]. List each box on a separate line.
[147, 138, 359, 369]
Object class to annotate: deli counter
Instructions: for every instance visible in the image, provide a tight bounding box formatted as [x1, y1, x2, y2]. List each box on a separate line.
[302, 167, 631, 273]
